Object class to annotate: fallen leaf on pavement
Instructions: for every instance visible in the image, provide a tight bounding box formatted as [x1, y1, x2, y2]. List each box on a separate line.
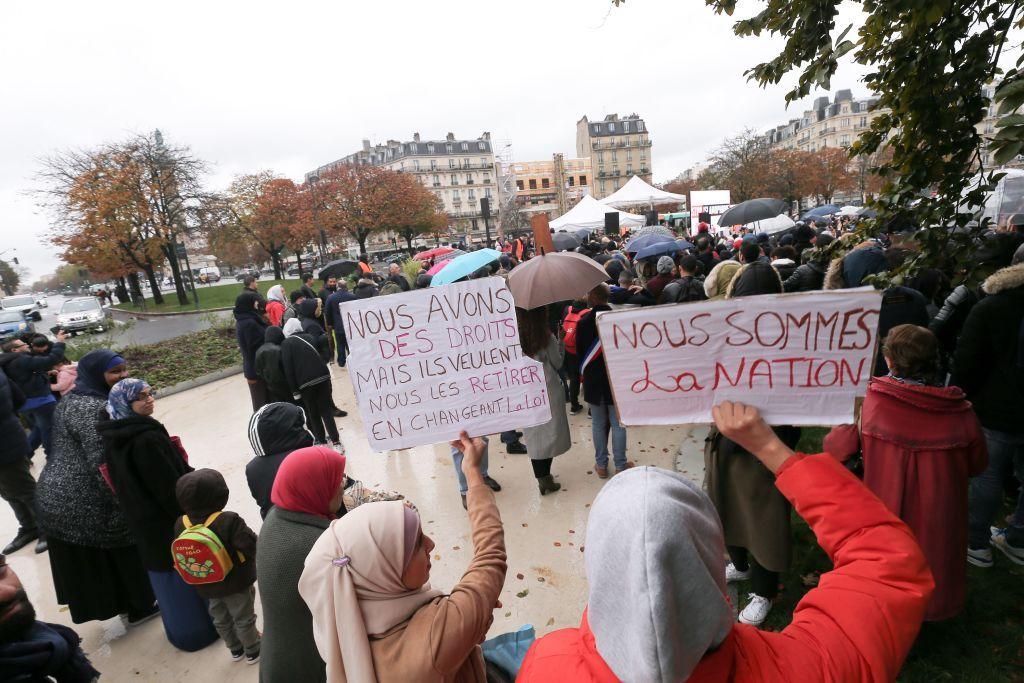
[516, 589, 529, 598]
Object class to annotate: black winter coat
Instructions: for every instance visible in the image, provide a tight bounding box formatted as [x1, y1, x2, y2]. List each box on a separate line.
[280, 333, 330, 393]
[783, 261, 826, 293]
[729, 262, 783, 298]
[174, 469, 258, 598]
[255, 342, 290, 401]
[0, 370, 30, 466]
[875, 286, 931, 376]
[953, 263, 1024, 433]
[235, 312, 267, 380]
[244, 402, 314, 518]
[575, 305, 614, 405]
[96, 415, 193, 570]
[3, 342, 66, 399]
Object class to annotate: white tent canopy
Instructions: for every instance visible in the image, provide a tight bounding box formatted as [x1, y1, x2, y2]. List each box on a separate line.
[550, 195, 646, 232]
[599, 175, 687, 208]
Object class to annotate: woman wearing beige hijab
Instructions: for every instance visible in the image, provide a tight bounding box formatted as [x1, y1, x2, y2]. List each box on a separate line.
[298, 431, 507, 682]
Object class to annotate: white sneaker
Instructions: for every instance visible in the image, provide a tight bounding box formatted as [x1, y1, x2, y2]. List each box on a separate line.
[724, 562, 750, 583]
[967, 545, 993, 568]
[738, 593, 772, 626]
[991, 527, 1024, 566]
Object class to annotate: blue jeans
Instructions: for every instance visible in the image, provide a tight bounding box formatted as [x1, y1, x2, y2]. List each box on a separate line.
[590, 402, 627, 470]
[451, 436, 489, 494]
[968, 428, 1024, 548]
[22, 402, 56, 459]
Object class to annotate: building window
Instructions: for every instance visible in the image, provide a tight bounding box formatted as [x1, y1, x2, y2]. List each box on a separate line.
[480, 157, 488, 167]
[453, 189, 460, 199]
[580, 175, 587, 186]
[478, 141, 486, 150]
[623, 121, 631, 133]
[461, 142, 469, 151]
[840, 135, 851, 146]
[600, 181, 607, 194]
[567, 176, 575, 187]
[592, 124, 600, 134]
[516, 180, 524, 191]
[627, 166, 633, 176]
[541, 178, 550, 188]
[468, 189, 476, 200]
[451, 174, 459, 185]
[528, 179, 537, 190]
[446, 143, 453, 153]
[637, 121, 644, 131]
[466, 173, 473, 184]
[430, 159, 437, 170]
[409, 143, 417, 153]
[859, 116, 868, 127]
[427, 144, 435, 153]
[841, 118, 849, 128]
[471, 219, 479, 231]
[462, 159, 470, 168]
[485, 188, 492, 198]
[399, 162, 405, 171]
[413, 160, 420, 171]
[626, 152, 632, 161]
[432, 174, 440, 187]
[614, 181, 621, 191]
[448, 158, 455, 169]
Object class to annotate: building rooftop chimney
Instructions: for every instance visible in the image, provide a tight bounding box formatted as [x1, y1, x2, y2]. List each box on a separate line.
[482, 131, 491, 140]
[446, 132, 455, 141]
[361, 139, 371, 152]
[413, 132, 421, 142]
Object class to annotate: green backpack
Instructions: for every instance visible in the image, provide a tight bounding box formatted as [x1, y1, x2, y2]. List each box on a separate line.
[171, 513, 241, 585]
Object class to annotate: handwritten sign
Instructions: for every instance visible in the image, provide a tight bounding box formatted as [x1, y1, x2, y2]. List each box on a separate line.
[597, 288, 882, 426]
[340, 277, 551, 452]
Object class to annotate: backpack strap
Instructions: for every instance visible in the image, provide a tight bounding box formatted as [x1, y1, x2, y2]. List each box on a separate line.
[203, 512, 222, 526]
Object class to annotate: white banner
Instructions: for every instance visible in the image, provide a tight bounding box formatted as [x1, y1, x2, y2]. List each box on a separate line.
[340, 277, 550, 452]
[597, 288, 882, 426]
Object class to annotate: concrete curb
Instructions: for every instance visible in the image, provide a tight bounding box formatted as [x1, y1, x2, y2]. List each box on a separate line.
[156, 364, 243, 398]
[109, 306, 231, 321]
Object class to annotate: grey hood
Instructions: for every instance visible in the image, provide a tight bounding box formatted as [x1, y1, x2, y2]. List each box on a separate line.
[586, 466, 732, 682]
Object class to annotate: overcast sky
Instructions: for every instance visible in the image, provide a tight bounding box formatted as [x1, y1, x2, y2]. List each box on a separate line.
[0, 0, 871, 282]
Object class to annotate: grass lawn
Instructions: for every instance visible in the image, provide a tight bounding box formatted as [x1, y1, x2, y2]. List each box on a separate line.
[114, 279, 301, 313]
[747, 427, 1024, 681]
[65, 324, 240, 390]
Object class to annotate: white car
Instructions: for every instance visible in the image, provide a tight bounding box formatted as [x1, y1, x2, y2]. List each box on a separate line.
[0, 294, 41, 321]
[36, 296, 48, 308]
[57, 297, 109, 335]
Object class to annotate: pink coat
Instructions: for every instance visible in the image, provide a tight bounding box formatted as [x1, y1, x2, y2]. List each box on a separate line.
[53, 363, 78, 396]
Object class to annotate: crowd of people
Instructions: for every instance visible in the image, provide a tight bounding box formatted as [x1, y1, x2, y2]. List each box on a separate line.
[0, 209, 1020, 681]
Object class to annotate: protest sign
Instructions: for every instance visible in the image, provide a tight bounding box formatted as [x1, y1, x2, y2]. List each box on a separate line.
[340, 277, 551, 452]
[596, 288, 882, 426]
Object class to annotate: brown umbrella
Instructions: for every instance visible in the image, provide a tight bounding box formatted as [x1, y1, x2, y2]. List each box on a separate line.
[507, 252, 609, 310]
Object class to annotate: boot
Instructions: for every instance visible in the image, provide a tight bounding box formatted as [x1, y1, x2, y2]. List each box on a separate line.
[537, 475, 561, 495]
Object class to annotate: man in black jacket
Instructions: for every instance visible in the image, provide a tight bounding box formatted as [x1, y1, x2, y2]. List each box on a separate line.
[0, 552, 98, 679]
[955, 257, 1024, 567]
[575, 284, 633, 479]
[244, 402, 316, 519]
[0, 371, 44, 555]
[0, 330, 66, 460]
[729, 242, 783, 298]
[281, 320, 342, 444]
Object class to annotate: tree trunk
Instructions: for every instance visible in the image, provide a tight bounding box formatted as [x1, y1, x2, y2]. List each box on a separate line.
[356, 231, 369, 263]
[126, 272, 144, 302]
[142, 264, 164, 305]
[161, 243, 189, 306]
[295, 252, 305, 279]
[405, 234, 415, 255]
[115, 276, 129, 304]
[270, 251, 282, 280]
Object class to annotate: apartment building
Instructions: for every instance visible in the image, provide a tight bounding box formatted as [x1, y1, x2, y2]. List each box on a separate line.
[309, 132, 498, 245]
[511, 155, 591, 219]
[575, 113, 652, 199]
[764, 90, 886, 152]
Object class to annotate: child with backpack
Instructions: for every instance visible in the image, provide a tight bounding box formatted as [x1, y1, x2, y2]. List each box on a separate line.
[173, 469, 261, 664]
[560, 298, 590, 414]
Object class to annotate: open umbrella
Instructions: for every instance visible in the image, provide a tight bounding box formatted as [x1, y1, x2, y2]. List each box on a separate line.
[552, 232, 581, 252]
[717, 198, 789, 227]
[507, 252, 609, 309]
[801, 204, 840, 220]
[635, 241, 682, 261]
[625, 233, 675, 253]
[318, 259, 361, 280]
[676, 239, 696, 251]
[574, 228, 591, 241]
[744, 214, 796, 235]
[628, 225, 675, 240]
[426, 260, 450, 276]
[430, 249, 502, 287]
[413, 246, 454, 261]
[435, 248, 465, 263]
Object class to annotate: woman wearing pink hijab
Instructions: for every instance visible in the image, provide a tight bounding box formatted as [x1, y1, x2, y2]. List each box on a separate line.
[298, 431, 506, 682]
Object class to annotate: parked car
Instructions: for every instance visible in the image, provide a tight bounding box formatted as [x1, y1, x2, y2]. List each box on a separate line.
[235, 269, 260, 282]
[0, 294, 41, 321]
[57, 297, 109, 335]
[0, 310, 34, 343]
[35, 296, 48, 308]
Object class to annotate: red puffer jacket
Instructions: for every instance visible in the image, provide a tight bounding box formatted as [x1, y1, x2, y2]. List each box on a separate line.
[518, 455, 934, 682]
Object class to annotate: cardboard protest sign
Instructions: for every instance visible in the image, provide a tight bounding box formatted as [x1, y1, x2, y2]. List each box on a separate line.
[597, 288, 882, 426]
[340, 277, 551, 452]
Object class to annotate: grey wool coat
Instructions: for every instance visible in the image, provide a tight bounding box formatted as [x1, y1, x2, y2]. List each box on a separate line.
[257, 506, 330, 683]
[522, 337, 571, 462]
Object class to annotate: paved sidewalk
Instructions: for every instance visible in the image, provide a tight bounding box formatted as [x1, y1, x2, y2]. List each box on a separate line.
[3, 365, 707, 681]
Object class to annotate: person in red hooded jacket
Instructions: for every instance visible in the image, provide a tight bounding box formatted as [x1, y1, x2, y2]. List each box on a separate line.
[824, 324, 986, 621]
[518, 401, 933, 682]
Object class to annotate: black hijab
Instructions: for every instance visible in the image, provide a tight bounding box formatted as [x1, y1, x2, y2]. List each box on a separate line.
[72, 350, 122, 399]
[233, 291, 264, 321]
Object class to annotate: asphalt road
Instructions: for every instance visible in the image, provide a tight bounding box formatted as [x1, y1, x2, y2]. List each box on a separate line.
[33, 294, 232, 348]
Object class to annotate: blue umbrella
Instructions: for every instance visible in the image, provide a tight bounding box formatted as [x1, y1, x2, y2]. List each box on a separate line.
[676, 239, 696, 251]
[801, 204, 840, 220]
[624, 233, 674, 253]
[574, 228, 592, 241]
[636, 241, 682, 261]
[430, 248, 502, 287]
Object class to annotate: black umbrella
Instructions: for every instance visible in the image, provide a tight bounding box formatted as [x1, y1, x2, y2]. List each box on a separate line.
[552, 232, 581, 252]
[318, 259, 361, 280]
[717, 198, 789, 227]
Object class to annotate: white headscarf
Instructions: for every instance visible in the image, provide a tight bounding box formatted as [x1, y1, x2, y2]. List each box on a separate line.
[586, 466, 733, 681]
[283, 318, 304, 337]
[299, 501, 443, 683]
[267, 284, 286, 303]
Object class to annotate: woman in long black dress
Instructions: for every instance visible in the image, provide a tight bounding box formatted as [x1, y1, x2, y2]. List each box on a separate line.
[35, 350, 158, 625]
